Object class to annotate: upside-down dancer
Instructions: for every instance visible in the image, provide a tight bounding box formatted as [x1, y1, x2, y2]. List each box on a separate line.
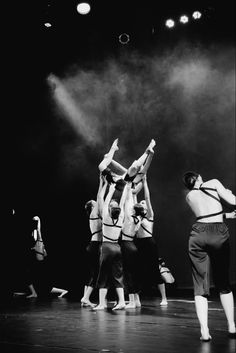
[98, 138, 156, 188]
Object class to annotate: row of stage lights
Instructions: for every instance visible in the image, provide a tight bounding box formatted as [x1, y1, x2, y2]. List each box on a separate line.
[44, 3, 204, 44]
[44, 2, 204, 28]
[165, 11, 202, 28]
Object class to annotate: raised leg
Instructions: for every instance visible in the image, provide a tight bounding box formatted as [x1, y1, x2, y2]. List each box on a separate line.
[98, 139, 119, 172]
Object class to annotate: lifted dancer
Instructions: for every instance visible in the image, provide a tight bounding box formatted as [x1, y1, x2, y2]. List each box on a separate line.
[98, 138, 156, 186]
[183, 171, 236, 341]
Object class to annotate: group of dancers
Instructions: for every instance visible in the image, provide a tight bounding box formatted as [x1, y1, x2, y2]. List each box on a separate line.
[80, 137, 236, 342]
[81, 138, 168, 310]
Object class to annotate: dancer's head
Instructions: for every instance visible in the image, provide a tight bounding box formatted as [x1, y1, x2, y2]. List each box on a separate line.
[139, 199, 148, 213]
[158, 257, 165, 266]
[182, 171, 202, 190]
[133, 202, 146, 217]
[109, 199, 121, 219]
[85, 200, 96, 215]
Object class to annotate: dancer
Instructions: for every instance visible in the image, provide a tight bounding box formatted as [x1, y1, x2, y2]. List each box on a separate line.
[93, 180, 128, 310]
[121, 182, 143, 308]
[81, 175, 104, 307]
[183, 171, 236, 341]
[16, 216, 68, 299]
[135, 175, 168, 306]
[98, 138, 156, 187]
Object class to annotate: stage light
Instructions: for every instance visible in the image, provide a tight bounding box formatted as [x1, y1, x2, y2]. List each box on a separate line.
[179, 15, 189, 24]
[76, 2, 91, 15]
[119, 33, 130, 44]
[165, 19, 175, 28]
[44, 22, 52, 28]
[192, 11, 202, 19]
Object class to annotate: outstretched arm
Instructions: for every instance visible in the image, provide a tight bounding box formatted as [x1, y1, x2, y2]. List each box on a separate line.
[119, 183, 128, 215]
[93, 174, 105, 217]
[33, 217, 42, 241]
[132, 180, 143, 196]
[103, 183, 116, 215]
[37, 218, 42, 241]
[98, 177, 108, 215]
[214, 180, 236, 206]
[143, 176, 154, 218]
[124, 183, 133, 217]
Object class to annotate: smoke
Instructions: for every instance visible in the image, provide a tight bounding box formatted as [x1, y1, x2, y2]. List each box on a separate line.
[47, 42, 235, 181]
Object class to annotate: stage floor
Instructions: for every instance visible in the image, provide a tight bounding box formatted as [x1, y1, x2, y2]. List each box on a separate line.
[0, 294, 235, 353]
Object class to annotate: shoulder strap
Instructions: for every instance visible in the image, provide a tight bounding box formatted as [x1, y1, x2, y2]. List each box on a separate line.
[199, 187, 222, 204]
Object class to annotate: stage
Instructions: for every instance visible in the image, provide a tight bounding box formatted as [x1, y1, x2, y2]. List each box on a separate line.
[1, 293, 235, 353]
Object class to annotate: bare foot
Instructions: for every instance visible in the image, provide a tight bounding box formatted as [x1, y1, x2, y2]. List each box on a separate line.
[147, 139, 156, 153]
[134, 294, 141, 307]
[111, 138, 119, 151]
[92, 304, 106, 310]
[200, 335, 212, 342]
[125, 302, 136, 309]
[58, 290, 68, 298]
[112, 303, 126, 310]
[160, 300, 168, 306]
[228, 325, 236, 338]
[135, 300, 142, 307]
[81, 299, 96, 308]
[200, 328, 212, 342]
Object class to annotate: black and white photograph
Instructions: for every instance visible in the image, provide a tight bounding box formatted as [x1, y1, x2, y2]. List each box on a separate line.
[1, 1, 235, 352]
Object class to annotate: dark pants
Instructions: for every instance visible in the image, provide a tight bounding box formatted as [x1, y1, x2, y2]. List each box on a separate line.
[135, 237, 164, 290]
[121, 240, 140, 294]
[96, 242, 124, 289]
[85, 241, 101, 287]
[189, 222, 231, 296]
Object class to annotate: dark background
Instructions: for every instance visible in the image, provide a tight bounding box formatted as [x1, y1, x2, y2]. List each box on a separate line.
[3, 0, 235, 298]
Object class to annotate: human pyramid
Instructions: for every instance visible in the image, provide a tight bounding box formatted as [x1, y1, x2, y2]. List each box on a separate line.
[81, 138, 168, 310]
